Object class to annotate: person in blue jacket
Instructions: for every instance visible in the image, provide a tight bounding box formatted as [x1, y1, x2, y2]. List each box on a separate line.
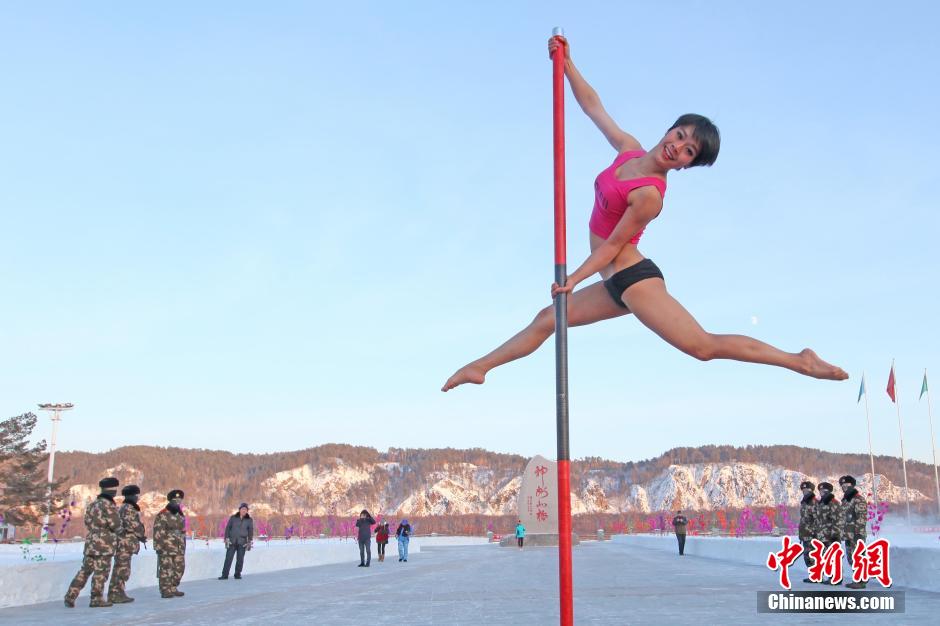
[515, 520, 526, 550]
[396, 519, 412, 562]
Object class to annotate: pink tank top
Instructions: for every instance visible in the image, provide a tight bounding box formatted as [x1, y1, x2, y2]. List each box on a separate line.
[589, 150, 666, 244]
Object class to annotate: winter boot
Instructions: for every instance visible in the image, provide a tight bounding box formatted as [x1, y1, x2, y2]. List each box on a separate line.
[110, 591, 135, 603]
[89, 596, 113, 608]
[63, 594, 76, 608]
[173, 590, 185, 597]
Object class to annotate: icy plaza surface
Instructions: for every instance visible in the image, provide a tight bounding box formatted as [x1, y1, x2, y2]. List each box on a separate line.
[2, 540, 939, 625]
[615, 532, 940, 594]
[0, 536, 488, 608]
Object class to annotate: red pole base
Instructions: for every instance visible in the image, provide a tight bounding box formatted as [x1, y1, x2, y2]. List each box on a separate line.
[557, 459, 573, 625]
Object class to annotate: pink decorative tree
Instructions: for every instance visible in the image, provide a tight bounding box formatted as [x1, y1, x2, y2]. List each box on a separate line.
[867, 501, 890, 536]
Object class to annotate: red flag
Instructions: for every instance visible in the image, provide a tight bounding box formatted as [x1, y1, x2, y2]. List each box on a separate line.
[886, 364, 896, 403]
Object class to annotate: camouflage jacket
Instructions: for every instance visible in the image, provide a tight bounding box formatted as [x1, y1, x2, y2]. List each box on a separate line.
[814, 493, 842, 543]
[798, 494, 817, 542]
[83, 494, 121, 556]
[117, 502, 146, 555]
[153, 508, 186, 555]
[840, 489, 868, 543]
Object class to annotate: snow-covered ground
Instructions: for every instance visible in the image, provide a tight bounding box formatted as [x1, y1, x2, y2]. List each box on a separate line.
[614, 532, 940, 593]
[3, 539, 939, 625]
[0, 535, 489, 608]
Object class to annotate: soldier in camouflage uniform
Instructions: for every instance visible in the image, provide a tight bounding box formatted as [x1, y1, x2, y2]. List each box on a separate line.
[64, 477, 122, 608]
[154, 489, 187, 598]
[798, 480, 818, 583]
[839, 475, 868, 589]
[814, 481, 842, 585]
[107, 484, 147, 603]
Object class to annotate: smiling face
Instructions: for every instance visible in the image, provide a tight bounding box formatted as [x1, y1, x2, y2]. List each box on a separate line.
[654, 125, 701, 170]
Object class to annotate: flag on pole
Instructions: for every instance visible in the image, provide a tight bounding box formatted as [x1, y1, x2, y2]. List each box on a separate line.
[857, 374, 866, 404]
[887, 364, 897, 403]
[921, 371, 929, 401]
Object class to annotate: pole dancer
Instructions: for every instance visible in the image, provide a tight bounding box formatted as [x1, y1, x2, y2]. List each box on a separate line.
[442, 34, 848, 393]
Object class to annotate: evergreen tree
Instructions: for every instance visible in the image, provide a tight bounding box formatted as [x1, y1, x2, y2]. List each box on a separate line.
[0, 412, 64, 525]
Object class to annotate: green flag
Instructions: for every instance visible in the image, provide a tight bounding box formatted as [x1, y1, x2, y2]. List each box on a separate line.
[857, 374, 866, 404]
[921, 372, 929, 401]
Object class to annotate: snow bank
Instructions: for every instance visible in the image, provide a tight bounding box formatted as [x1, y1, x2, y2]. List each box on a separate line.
[0, 536, 488, 608]
[613, 533, 940, 593]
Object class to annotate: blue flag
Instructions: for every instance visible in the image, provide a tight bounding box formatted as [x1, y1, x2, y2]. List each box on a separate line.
[857, 374, 866, 404]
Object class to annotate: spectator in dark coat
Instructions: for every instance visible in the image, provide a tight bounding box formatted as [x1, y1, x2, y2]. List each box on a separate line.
[672, 510, 688, 555]
[219, 503, 253, 580]
[355, 510, 376, 567]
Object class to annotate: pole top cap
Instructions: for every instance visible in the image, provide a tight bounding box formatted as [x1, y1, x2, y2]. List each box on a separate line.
[552, 27, 565, 37]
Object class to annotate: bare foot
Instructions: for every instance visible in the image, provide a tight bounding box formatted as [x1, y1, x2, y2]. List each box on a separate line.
[798, 349, 849, 380]
[441, 364, 487, 392]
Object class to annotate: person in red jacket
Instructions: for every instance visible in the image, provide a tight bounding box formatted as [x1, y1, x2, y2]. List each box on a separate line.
[375, 521, 390, 562]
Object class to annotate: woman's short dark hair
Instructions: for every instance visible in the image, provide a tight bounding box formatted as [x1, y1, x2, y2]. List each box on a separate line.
[669, 113, 720, 167]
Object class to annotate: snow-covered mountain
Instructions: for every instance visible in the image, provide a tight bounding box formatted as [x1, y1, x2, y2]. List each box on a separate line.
[64, 459, 929, 517]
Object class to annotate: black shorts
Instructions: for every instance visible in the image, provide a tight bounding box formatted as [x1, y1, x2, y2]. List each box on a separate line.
[603, 258, 664, 308]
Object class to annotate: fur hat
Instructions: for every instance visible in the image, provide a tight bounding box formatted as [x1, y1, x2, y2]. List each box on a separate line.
[239, 503, 249, 510]
[818, 482, 834, 491]
[121, 485, 141, 497]
[839, 475, 857, 486]
[99, 477, 120, 489]
[167, 489, 185, 501]
[799, 481, 815, 491]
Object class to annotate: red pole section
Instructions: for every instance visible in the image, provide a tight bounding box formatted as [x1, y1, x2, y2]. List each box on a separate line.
[550, 26, 574, 626]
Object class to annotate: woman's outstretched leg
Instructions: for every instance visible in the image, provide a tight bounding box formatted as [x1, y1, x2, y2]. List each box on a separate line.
[442, 281, 627, 391]
[622, 278, 848, 380]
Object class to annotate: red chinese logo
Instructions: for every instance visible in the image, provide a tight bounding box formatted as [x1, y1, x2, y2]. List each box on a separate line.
[766, 536, 803, 589]
[850, 538, 892, 587]
[767, 537, 892, 589]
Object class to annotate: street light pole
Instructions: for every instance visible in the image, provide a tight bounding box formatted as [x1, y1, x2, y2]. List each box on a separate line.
[37, 403, 73, 543]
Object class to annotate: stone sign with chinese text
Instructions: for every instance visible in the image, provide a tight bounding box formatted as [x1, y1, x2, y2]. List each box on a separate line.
[518, 455, 558, 534]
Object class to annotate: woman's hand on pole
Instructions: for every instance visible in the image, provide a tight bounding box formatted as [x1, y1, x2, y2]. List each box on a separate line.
[552, 279, 575, 298]
[548, 35, 570, 60]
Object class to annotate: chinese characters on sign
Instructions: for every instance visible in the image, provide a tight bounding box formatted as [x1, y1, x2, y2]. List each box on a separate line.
[535, 465, 550, 523]
[766, 537, 893, 589]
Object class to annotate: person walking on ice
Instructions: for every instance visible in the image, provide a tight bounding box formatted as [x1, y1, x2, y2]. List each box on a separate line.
[515, 520, 526, 550]
[396, 519, 412, 562]
[219, 503, 253, 580]
[442, 35, 847, 393]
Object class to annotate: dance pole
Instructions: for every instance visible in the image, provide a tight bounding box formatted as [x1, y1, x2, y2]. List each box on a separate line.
[550, 26, 574, 626]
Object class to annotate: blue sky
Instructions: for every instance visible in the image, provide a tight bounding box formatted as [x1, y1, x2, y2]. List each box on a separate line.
[2, 1, 938, 467]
